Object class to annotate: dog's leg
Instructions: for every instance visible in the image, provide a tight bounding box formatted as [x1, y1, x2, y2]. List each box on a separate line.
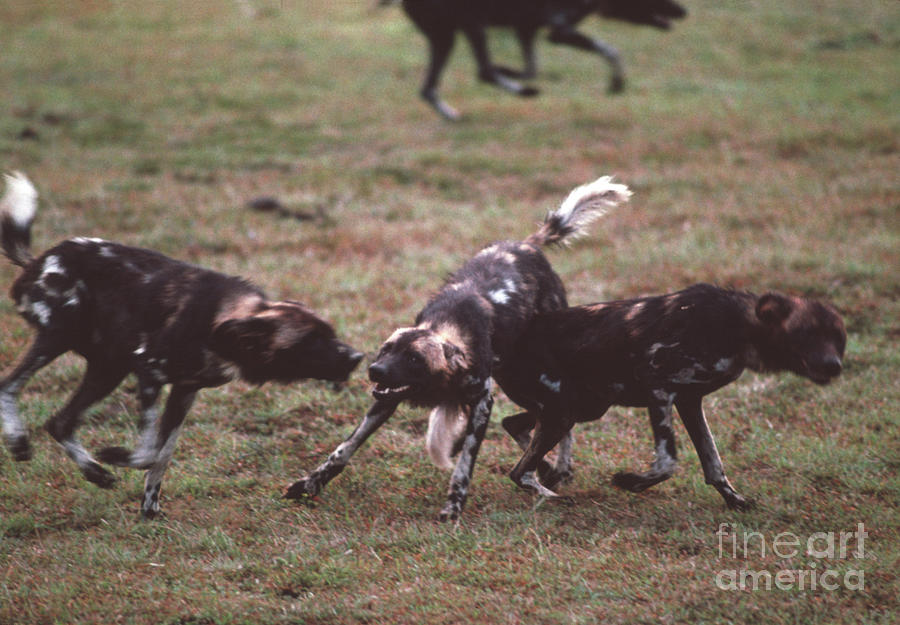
[495, 27, 539, 79]
[546, 28, 625, 93]
[439, 381, 493, 522]
[674, 394, 753, 511]
[612, 402, 678, 493]
[44, 362, 126, 489]
[96, 378, 163, 469]
[284, 398, 400, 500]
[508, 414, 571, 499]
[140, 386, 197, 519]
[461, 26, 540, 98]
[1, 335, 65, 461]
[419, 28, 463, 121]
[501, 411, 571, 489]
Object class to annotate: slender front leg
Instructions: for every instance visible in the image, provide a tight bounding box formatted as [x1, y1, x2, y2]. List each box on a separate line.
[508, 411, 571, 499]
[612, 401, 678, 493]
[547, 28, 625, 93]
[139, 386, 197, 518]
[283, 398, 400, 500]
[1, 335, 65, 460]
[675, 394, 753, 510]
[44, 362, 126, 489]
[462, 27, 539, 97]
[420, 29, 461, 121]
[501, 411, 572, 489]
[495, 27, 539, 79]
[96, 377, 163, 469]
[439, 380, 492, 522]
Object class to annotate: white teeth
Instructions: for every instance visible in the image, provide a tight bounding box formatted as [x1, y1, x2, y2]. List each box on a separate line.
[372, 384, 411, 398]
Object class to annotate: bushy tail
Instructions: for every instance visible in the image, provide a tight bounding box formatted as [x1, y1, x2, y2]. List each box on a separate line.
[1, 171, 38, 267]
[425, 403, 468, 470]
[526, 176, 631, 247]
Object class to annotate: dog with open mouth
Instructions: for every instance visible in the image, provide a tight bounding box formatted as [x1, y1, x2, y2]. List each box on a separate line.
[285, 176, 631, 520]
[0, 172, 363, 518]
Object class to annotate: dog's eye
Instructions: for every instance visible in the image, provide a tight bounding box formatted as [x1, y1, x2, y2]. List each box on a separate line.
[406, 353, 424, 368]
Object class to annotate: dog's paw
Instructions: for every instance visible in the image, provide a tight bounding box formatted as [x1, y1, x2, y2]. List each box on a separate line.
[611, 471, 654, 493]
[82, 462, 117, 489]
[725, 493, 756, 511]
[538, 466, 574, 491]
[438, 502, 461, 523]
[608, 75, 625, 94]
[283, 477, 320, 501]
[97, 446, 133, 466]
[5, 435, 32, 461]
[520, 86, 540, 98]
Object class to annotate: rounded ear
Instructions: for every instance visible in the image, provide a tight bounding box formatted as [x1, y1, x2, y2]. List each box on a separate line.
[756, 293, 793, 326]
[442, 341, 468, 374]
[210, 317, 275, 360]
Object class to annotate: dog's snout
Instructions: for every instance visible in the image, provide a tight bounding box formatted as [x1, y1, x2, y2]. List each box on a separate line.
[348, 350, 364, 367]
[368, 361, 387, 383]
[822, 355, 842, 377]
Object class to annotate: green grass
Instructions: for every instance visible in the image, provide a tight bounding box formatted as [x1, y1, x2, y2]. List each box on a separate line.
[1, 0, 898, 623]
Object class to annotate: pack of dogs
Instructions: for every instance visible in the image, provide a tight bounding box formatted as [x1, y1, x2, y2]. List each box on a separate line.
[1, 172, 846, 520]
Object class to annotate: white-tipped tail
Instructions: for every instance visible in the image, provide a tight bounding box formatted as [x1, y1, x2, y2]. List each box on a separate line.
[1, 171, 38, 229]
[425, 403, 468, 470]
[1, 171, 39, 267]
[529, 176, 631, 247]
[556, 176, 631, 231]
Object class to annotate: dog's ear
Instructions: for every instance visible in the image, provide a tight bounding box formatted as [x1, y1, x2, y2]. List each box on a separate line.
[756, 293, 794, 326]
[210, 317, 275, 361]
[442, 341, 468, 374]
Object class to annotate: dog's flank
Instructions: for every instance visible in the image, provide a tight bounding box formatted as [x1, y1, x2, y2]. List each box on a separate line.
[503, 283, 846, 510]
[0, 172, 363, 518]
[285, 176, 631, 520]
[395, 0, 686, 120]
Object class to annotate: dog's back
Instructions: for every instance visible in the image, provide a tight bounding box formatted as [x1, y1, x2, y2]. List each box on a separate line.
[12, 237, 257, 367]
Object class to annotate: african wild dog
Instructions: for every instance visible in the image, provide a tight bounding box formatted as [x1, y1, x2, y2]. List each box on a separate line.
[0, 172, 363, 518]
[284, 176, 632, 521]
[501, 283, 846, 509]
[394, 0, 687, 120]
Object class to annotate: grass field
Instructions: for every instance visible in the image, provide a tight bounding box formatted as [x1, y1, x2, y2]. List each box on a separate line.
[1, 1, 898, 623]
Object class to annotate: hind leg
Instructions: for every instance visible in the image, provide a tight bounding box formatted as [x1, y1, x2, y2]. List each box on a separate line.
[1, 335, 65, 460]
[44, 361, 126, 488]
[612, 402, 678, 493]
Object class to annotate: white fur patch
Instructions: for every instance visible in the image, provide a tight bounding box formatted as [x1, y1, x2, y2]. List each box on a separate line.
[425, 404, 467, 470]
[1, 171, 38, 228]
[552, 176, 632, 239]
[71, 236, 107, 245]
[40, 255, 66, 279]
[539, 373, 561, 393]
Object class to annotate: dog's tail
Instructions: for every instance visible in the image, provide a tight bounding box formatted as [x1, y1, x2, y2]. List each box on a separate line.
[526, 176, 631, 247]
[1, 171, 38, 267]
[425, 403, 468, 470]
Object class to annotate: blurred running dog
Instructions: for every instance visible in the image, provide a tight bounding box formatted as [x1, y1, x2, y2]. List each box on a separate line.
[285, 176, 631, 521]
[501, 283, 846, 509]
[392, 0, 687, 119]
[0, 172, 363, 518]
